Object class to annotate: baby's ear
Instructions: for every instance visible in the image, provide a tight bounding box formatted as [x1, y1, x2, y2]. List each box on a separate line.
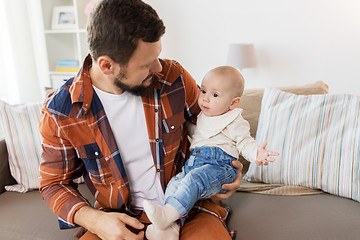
[229, 97, 241, 110]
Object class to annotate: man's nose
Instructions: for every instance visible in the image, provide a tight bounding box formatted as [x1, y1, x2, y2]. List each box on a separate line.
[150, 59, 162, 73]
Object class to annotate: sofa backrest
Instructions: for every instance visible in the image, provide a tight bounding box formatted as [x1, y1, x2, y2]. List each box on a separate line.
[0, 139, 16, 194]
[0, 81, 329, 192]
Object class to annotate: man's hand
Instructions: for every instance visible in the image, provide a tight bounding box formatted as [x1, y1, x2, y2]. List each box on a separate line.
[213, 160, 243, 200]
[74, 205, 145, 240]
[255, 141, 279, 166]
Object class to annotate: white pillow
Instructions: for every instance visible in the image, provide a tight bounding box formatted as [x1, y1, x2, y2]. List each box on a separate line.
[0, 100, 43, 192]
[244, 88, 360, 202]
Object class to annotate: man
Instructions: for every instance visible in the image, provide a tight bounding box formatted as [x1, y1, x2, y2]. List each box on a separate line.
[39, 0, 242, 239]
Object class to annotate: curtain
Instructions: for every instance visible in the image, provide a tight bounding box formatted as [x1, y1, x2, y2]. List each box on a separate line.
[0, 0, 41, 104]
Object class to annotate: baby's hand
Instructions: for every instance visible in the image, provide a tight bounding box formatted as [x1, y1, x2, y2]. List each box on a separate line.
[256, 141, 279, 166]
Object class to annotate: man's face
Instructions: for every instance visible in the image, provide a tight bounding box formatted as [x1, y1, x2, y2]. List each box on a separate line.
[114, 39, 162, 96]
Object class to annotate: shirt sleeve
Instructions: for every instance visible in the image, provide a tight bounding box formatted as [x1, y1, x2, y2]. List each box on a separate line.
[39, 106, 90, 226]
[228, 115, 258, 162]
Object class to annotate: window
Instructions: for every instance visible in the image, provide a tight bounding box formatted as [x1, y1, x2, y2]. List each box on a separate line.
[0, 1, 9, 102]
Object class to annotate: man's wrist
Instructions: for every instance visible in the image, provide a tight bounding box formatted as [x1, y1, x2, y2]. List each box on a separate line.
[74, 205, 101, 231]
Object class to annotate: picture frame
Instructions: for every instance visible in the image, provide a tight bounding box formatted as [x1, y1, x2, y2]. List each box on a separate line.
[51, 6, 76, 29]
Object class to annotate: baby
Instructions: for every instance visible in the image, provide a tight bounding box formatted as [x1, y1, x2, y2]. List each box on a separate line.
[144, 66, 279, 239]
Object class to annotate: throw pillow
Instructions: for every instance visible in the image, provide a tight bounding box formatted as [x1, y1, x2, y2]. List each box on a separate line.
[244, 88, 360, 202]
[239, 81, 329, 175]
[0, 100, 43, 192]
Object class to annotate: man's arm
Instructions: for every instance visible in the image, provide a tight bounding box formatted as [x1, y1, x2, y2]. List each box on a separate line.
[39, 109, 90, 225]
[40, 107, 145, 239]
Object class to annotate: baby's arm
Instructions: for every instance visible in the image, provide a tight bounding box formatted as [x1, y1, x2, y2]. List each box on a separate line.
[228, 113, 279, 164]
[255, 141, 279, 165]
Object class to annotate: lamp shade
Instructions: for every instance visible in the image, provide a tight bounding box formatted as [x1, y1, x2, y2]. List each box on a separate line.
[226, 43, 256, 69]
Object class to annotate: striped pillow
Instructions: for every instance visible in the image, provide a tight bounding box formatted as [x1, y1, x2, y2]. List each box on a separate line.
[0, 101, 43, 192]
[244, 88, 360, 202]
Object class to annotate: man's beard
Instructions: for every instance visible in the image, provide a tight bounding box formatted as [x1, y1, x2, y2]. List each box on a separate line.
[114, 69, 154, 97]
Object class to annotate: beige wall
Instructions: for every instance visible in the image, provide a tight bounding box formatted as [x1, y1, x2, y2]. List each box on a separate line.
[145, 0, 360, 96]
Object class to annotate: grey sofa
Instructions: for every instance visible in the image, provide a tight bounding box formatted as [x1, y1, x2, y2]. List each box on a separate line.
[1, 81, 359, 240]
[0, 139, 94, 240]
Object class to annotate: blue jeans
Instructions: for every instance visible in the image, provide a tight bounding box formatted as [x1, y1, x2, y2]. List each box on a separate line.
[164, 146, 237, 216]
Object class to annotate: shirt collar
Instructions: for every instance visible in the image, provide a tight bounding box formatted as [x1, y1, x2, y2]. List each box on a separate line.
[69, 54, 93, 113]
[196, 108, 243, 137]
[153, 59, 182, 89]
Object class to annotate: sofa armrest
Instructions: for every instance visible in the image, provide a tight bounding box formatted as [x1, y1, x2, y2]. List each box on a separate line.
[0, 139, 16, 194]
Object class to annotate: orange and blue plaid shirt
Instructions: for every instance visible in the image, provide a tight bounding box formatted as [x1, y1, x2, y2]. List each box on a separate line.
[39, 55, 200, 226]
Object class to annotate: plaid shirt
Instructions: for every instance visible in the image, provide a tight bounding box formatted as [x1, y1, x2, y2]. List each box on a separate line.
[39, 55, 201, 226]
[39, 55, 236, 239]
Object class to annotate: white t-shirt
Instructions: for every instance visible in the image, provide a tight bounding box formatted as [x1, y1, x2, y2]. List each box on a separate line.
[93, 85, 164, 209]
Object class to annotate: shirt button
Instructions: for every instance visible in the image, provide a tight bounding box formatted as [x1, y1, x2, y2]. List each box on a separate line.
[156, 139, 159, 142]
[157, 169, 160, 172]
[170, 125, 175, 130]
[95, 151, 99, 156]
[154, 108, 158, 112]
[196, 150, 200, 154]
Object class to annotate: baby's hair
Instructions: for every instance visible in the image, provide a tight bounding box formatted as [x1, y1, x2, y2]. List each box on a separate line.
[205, 66, 245, 97]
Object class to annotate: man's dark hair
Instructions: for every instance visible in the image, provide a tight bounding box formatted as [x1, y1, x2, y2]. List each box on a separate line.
[87, 0, 165, 65]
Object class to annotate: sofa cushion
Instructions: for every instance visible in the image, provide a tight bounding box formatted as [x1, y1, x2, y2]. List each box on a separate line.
[0, 184, 94, 240]
[244, 88, 360, 202]
[239, 81, 328, 174]
[224, 191, 360, 240]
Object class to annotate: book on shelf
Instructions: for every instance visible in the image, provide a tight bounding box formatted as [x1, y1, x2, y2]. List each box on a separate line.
[55, 67, 80, 72]
[56, 59, 79, 66]
[55, 59, 79, 72]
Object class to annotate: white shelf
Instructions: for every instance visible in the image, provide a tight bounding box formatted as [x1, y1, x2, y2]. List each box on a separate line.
[50, 72, 77, 89]
[37, 0, 90, 90]
[49, 71, 78, 75]
[44, 29, 86, 34]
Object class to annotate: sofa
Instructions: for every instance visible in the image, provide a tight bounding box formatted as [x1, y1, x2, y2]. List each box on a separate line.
[0, 81, 359, 240]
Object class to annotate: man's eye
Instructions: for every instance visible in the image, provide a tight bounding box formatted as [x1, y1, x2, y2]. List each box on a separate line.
[201, 90, 206, 94]
[213, 93, 218, 97]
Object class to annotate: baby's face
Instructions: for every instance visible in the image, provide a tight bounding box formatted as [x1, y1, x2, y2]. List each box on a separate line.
[198, 73, 237, 117]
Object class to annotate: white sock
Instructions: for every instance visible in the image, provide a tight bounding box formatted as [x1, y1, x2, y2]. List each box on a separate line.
[146, 222, 180, 240]
[143, 200, 181, 230]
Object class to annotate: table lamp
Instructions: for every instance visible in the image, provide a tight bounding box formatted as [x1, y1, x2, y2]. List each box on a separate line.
[226, 43, 256, 70]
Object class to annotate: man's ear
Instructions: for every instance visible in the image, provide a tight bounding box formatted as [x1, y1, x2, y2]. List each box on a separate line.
[229, 97, 241, 110]
[97, 56, 116, 75]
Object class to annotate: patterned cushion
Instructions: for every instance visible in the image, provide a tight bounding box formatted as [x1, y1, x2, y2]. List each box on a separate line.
[244, 88, 360, 202]
[0, 100, 43, 192]
[238, 81, 328, 175]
